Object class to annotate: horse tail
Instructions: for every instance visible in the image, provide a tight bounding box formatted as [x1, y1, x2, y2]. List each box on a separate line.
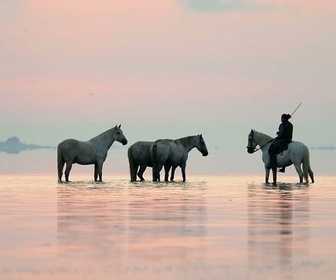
[303, 145, 314, 183]
[127, 146, 137, 182]
[57, 143, 65, 182]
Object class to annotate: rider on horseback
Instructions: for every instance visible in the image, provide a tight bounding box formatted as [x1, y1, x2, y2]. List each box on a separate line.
[268, 114, 293, 172]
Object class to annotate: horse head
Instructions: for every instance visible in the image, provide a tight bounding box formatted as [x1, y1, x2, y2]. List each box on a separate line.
[114, 124, 128, 145]
[196, 134, 209, 156]
[247, 129, 257, 154]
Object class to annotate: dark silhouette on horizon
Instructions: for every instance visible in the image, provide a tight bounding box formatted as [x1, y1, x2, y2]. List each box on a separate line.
[0, 136, 54, 154]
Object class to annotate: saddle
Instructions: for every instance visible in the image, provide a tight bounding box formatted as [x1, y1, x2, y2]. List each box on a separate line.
[270, 139, 291, 155]
[277, 140, 291, 155]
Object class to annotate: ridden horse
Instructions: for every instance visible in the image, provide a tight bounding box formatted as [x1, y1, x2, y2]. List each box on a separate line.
[127, 141, 155, 182]
[247, 129, 314, 185]
[57, 125, 128, 182]
[151, 134, 209, 182]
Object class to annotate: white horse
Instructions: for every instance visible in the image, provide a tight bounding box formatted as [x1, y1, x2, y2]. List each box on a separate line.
[247, 130, 314, 186]
[57, 125, 128, 182]
[151, 134, 209, 182]
[127, 141, 154, 182]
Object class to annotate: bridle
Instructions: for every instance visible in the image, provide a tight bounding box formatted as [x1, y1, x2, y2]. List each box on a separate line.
[247, 130, 259, 153]
[247, 130, 273, 154]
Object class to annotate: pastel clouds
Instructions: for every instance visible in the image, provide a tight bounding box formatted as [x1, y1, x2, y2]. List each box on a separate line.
[182, 0, 273, 12]
[0, 0, 335, 147]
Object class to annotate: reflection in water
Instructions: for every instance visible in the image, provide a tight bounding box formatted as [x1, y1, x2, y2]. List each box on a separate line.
[57, 182, 207, 263]
[57, 185, 129, 261]
[248, 183, 310, 277]
[126, 187, 207, 261]
[2, 175, 336, 279]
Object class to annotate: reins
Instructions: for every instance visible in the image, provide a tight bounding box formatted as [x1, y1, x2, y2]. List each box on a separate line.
[249, 139, 273, 153]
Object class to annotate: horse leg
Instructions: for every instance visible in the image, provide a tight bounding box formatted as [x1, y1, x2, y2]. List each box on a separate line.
[293, 163, 304, 184]
[94, 163, 103, 182]
[265, 168, 270, 184]
[99, 164, 103, 182]
[94, 164, 99, 181]
[170, 166, 177, 181]
[181, 164, 186, 182]
[64, 162, 72, 182]
[153, 164, 162, 182]
[164, 165, 174, 182]
[152, 166, 156, 181]
[272, 168, 277, 186]
[152, 167, 156, 181]
[130, 164, 138, 182]
[164, 165, 171, 182]
[308, 167, 315, 183]
[137, 165, 146, 181]
[57, 154, 65, 182]
[58, 161, 65, 182]
[164, 165, 169, 182]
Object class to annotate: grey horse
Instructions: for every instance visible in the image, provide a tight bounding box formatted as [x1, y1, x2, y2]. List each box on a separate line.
[247, 129, 314, 185]
[57, 125, 127, 182]
[151, 134, 209, 182]
[128, 141, 155, 182]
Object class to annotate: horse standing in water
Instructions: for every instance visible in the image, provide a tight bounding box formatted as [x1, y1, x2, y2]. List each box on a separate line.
[57, 125, 128, 182]
[151, 134, 209, 182]
[127, 141, 154, 182]
[247, 129, 314, 186]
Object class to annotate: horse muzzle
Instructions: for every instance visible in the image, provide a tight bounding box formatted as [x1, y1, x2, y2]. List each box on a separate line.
[122, 139, 128, 145]
[247, 147, 255, 154]
[202, 151, 209, 156]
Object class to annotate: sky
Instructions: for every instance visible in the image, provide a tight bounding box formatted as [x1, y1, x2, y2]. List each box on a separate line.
[0, 0, 335, 175]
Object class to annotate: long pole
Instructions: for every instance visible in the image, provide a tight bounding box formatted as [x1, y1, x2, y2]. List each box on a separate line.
[291, 102, 302, 117]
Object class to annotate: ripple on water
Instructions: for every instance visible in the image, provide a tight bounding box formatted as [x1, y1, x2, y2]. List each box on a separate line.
[0, 174, 336, 279]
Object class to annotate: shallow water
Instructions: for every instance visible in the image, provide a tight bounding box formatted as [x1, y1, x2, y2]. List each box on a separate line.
[0, 174, 336, 280]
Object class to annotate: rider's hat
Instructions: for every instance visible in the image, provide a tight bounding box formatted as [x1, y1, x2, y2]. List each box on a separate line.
[281, 113, 291, 120]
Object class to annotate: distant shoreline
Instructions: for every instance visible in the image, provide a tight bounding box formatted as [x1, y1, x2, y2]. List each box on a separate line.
[0, 136, 55, 154]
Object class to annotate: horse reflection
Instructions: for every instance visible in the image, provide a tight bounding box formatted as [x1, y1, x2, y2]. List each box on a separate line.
[57, 186, 129, 259]
[57, 183, 208, 261]
[248, 184, 309, 275]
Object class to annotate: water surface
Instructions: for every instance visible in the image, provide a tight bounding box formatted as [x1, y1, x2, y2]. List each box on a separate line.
[1, 174, 336, 279]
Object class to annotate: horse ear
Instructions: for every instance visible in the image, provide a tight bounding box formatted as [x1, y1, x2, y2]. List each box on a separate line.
[114, 125, 117, 129]
[118, 124, 121, 128]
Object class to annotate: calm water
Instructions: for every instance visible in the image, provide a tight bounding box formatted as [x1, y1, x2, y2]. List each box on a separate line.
[0, 174, 336, 280]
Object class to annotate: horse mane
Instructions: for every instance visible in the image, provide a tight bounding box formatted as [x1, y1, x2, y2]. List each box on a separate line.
[88, 127, 119, 150]
[254, 130, 274, 146]
[176, 135, 196, 147]
[89, 127, 114, 141]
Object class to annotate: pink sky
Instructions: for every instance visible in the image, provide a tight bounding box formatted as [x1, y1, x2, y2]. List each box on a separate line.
[1, 0, 335, 161]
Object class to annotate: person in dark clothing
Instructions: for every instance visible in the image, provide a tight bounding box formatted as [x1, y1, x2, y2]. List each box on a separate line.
[268, 114, 293, 171]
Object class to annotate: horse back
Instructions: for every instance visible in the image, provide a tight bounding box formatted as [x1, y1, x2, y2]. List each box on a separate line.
[58, 139, 96, 164]
[277, 141, 307, 164]
[287, 141, 306, 153]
